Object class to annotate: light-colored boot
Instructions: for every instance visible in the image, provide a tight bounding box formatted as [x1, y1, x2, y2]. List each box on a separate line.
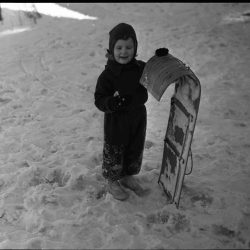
[107, 180, 129, 201]
[120, 176, 149, 197]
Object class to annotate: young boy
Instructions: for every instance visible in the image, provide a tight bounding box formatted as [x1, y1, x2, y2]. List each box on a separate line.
[94, 23, 148, 200]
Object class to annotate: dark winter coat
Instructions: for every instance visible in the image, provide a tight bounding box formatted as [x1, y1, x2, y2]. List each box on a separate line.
[94, 58, 148, 145]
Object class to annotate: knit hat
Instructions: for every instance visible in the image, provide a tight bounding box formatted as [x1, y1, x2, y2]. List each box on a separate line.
[108, 23, 138, 58]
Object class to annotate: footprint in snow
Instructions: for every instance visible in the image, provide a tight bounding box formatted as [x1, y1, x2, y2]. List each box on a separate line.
[144, 140, 154, 149]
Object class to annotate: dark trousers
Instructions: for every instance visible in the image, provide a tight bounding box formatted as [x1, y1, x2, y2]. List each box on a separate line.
[102, 109, 146, 181]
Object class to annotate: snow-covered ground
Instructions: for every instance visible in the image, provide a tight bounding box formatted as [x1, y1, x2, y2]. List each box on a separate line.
[0, 3, 250, 249]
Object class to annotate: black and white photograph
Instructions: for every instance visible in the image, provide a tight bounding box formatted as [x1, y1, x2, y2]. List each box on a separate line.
[0, 3, 250, 249]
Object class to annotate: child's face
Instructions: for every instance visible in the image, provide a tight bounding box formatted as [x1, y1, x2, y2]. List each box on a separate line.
[113, 37, 135, 64]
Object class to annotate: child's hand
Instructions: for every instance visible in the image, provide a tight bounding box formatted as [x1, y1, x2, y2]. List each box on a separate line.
[119, 94, 132, 107]
[108, 95, 124, 111]
[108, 94, 132, 111]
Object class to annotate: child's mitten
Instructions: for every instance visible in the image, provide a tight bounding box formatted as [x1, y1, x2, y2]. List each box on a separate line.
[119, 94, 132, 107]
[107, 94, 132, 112]
[107, 95, 122, 111]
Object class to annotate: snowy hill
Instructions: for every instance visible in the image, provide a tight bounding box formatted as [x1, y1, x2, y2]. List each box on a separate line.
[0, 3, 250, 249]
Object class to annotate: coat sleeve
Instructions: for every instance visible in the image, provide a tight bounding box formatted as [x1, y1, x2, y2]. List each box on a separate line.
[130, 60, 148, 106]
[94, 72, 114, 113]
[131, 84, 148, 106]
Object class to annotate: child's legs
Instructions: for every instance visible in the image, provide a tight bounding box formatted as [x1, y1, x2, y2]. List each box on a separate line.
[102, 141, 125, 181]
[123, 113, 147, 176]
[123, 150, 143, 176]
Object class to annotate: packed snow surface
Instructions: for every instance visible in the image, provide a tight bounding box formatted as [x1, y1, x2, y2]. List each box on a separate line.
[0, 3, 250, 249]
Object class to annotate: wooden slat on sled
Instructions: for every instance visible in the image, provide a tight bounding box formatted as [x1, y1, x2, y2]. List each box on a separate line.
[140, 51, 201, 208]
